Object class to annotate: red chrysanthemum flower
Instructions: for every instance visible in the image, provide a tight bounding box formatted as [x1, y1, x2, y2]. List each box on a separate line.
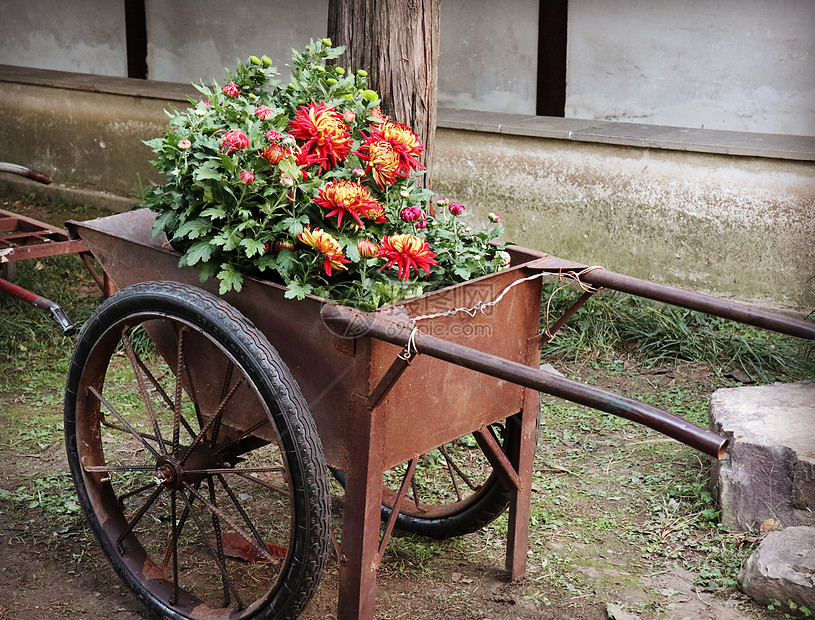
[287, 102, 352, 172]
[358, 140, 400, 188]
[357, 121, 425, 188]
[314, 180, 384, 228]
[254, 105, 275, 120]
[260, 143, 287, 165]
[217, 129, 250, 154]
[378, 234, 437, 280]
[298, 227, 350, 276]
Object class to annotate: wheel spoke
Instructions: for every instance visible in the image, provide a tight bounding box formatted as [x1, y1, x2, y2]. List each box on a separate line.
[207, 476, 230, 608]
[178, 484, 245, 610]
[216, 474, 270, 551]
[233, 471, 290, 497]
[439, 445, 463, 501]
[88, 386, 161, 460]
[440, 443, 480, 493]
[179, 377, 245, 467]
[116, 484, 164, 555]
[122, 329, 168, 455]
[213, 418, 270, 457]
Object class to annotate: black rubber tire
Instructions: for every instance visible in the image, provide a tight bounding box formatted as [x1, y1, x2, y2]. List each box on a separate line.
[65, 281, 330, 619]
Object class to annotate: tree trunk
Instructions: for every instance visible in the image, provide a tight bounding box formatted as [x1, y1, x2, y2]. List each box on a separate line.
[327, 0, 441, 190]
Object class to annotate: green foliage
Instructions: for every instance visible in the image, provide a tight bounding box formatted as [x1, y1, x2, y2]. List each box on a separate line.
[144, 39, 506, 308]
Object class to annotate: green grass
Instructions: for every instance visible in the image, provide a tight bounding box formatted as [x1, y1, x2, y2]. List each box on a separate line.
[541, 283, 815, 383]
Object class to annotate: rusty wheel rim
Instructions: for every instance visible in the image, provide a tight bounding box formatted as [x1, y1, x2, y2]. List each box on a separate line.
[74, 313, 296, 618]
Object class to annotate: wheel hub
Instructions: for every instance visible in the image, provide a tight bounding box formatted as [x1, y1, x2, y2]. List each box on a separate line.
[154, 442, 222, 489]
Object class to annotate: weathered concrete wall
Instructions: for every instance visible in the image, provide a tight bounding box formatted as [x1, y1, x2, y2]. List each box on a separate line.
[1, 73, 813, 307]
[567, 0, 815, 136]
[438, 0, 538, 115]
[433, 129, 815, 307]
[0, 1, 127, 76]
[0, 76, 184, 196]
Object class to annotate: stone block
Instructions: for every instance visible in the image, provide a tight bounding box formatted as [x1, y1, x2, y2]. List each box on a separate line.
[738, 526, 815, 609]
[709, 380, 815, 531]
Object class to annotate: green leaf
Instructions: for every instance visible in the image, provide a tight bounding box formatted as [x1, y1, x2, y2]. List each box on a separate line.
[173, 219, 211, 240]
[284, 280, 313, 299]
[240, 237, 266, 258]
[200, 206, 227, 220]
[194, 163, 222, 181]
[217, 264, 244, 294]
[179, 241, 214, 266]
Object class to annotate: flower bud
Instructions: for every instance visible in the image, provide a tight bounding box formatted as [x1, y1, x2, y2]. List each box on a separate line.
[435, 196, 450, 208]
[178, 139, 192, 150]
[334, 67, 345, 75]
[326, 78, 338, 86]
[448, 202, 465, 216]
[399, 188, 410, 198]
[194, 108, 207, 117]
[357, 69, 368, 77]
[343, 109, 356, 123]
[488, 212, 502, 223]
[249, 55, 262, 66]
[357, 238, 380, 258]
[254, 106, 274, 120]
[240, 170, 255, 184]
[400, 205, 423, 223]
[415, 219, 428, 230]
[280, 175, 294, 187]
[261, 55, 273, 67]
[223, 82, 241, 97]
[352, 167, 365, 177]
[322, 38, 332, 46]
[275, 240, 295, 251]
[362, 89, 379, 102]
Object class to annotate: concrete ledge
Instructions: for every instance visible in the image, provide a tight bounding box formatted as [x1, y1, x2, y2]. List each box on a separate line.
[438, 108, 815, 162]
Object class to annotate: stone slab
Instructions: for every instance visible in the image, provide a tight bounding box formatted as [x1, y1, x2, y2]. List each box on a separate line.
[709, 380, 815, 531]
[739, 526, 815, 609]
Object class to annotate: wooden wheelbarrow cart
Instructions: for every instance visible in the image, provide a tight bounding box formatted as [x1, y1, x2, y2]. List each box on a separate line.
[63, 208, 814, 620]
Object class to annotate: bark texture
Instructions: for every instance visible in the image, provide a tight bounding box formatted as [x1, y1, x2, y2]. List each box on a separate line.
[328, 0, 441, 188]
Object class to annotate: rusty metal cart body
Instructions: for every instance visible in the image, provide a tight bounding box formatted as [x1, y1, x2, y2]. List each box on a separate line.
[64, 209, 814, 620]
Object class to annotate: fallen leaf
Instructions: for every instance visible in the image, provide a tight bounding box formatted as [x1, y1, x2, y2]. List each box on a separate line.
[215, 532, 287, 564]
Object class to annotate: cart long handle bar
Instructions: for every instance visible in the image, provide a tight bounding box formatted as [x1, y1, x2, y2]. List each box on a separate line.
[555, 266, 815, 341]
[320, 305, 729, 460]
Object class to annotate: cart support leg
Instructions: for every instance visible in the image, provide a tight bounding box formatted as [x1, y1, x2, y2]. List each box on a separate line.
[338, 398, 384, 620]
[506, 388, 539, 579]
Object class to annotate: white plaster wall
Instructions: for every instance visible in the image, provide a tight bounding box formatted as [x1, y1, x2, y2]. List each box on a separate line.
[438, 0, 538, 115]
[566, 0, 815, 136]
[0, 0, 126, 76]
[144, 0, 328, 84]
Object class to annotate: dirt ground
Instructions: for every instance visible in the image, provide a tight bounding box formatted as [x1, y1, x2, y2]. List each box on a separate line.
[0, 362, 772, 620]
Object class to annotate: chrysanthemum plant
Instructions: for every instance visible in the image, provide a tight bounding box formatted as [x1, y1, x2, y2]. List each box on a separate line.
[145, 39, 509, 310]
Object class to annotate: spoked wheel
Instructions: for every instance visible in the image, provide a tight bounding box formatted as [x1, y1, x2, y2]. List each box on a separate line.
[334, 416, 528, 539]
[64, 281, 330, 619]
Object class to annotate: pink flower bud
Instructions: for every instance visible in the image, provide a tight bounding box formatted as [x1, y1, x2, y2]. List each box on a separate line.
[488, 212, 502, 223]
[178, 139, 192, 150]
[415, 219, 428, 229]
[435, 196, 450, 208]
[266, 130, 282, 142]
[255, 106, 274, 120]
[240, 170, 255, 184]
[449, 202, 465, 216]
[400, 205, 423, 223]
[280, 175, 294, 187]
[352, 167, 365, 177]
[223, 82, 241, 97]
[343, 109, 356, 123]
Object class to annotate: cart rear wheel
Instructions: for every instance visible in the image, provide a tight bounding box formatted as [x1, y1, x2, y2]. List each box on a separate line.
[65, 281, 330, 619]
[333, 415, 529, 539]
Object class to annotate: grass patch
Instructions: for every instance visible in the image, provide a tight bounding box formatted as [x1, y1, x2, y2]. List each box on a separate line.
[541, 284, 815, 383]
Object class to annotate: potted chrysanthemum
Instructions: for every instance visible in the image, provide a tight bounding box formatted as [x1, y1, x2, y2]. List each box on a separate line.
[143, 39, 508, 310]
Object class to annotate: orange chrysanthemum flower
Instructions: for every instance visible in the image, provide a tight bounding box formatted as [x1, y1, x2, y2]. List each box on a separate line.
[357, 121, 424, 188]
[298, 227, 350, 276]
[260, 142, 287, 165]
[288, 102, 352, 172]
[356, 238, 380, 258]
[360, 140, 401, 188]
[378, 234, 437, 281]
[314, 180, 384, 228]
